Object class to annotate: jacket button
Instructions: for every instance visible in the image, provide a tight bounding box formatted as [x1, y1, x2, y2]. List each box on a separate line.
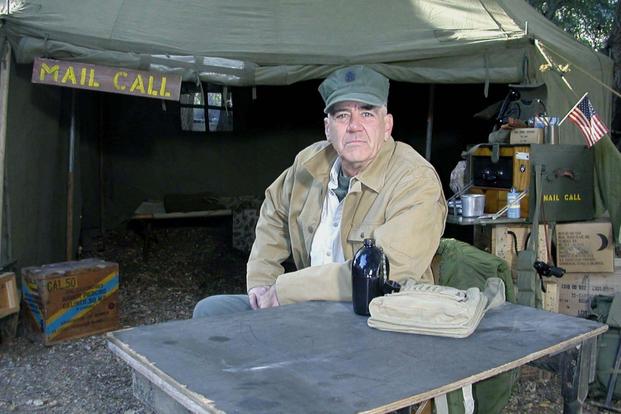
[360, 232, 365, 238]
[308, 226, 314, 233]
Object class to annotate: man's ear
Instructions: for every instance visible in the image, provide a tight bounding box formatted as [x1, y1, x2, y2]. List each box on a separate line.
[384, 113, 394, 140]
[324, 117, 330, 140]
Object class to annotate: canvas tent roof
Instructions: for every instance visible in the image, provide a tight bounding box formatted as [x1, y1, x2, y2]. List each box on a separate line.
[0, 0, 614, 132]
[0, 1, 609, 86]
[1, 0, 619, 242]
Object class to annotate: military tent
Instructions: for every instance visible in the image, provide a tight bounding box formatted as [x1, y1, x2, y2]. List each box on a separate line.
[0, 0, 618, 269]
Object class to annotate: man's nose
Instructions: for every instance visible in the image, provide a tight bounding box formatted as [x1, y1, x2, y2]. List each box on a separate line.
[347, 113, 363, 131]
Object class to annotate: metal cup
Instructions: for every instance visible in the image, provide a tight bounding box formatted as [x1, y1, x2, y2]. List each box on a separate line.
[461, 194, 485, 217]
[545, 125, 558, 144]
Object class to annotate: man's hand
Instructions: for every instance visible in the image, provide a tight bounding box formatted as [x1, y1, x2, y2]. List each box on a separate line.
[248, 285, 280, 310]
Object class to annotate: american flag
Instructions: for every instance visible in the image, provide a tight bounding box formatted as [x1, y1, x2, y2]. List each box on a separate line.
[567, 95, 608, 147]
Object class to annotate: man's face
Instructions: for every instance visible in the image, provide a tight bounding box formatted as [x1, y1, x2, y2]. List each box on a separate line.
[324, 101, 393, 176]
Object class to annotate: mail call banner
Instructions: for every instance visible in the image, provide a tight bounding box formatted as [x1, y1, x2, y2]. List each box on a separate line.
[32, 57, 181, 101]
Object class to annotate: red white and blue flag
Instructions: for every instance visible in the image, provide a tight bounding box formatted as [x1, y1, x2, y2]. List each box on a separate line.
[567, 94, 608, 147]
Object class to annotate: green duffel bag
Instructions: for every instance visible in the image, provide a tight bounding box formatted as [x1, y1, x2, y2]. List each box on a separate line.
[588, 294, 621, 399]
[435, 239, 519, 413]
[445, 370, 519, 414]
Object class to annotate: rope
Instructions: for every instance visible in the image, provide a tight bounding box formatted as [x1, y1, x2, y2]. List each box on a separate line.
[534, 39, 576, 95]
[535, 39, 621, 99]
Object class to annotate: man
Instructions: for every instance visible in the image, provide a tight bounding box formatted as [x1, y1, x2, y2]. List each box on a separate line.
[193, 65, 447, 317]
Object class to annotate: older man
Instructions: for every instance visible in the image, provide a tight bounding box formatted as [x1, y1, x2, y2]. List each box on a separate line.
[193, 65, 446, 317]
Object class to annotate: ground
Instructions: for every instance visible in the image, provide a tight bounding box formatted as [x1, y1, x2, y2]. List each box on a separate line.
[0, 220, 618, 413]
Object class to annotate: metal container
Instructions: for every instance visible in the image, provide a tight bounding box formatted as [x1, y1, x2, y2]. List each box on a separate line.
[544, 125, 559, 144]
[461, 194, 485, 217]
[528, 144, 594, 222]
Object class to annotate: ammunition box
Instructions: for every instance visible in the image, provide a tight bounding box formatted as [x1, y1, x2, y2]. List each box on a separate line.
[22, 258, 120, 345]
[528, 144, 594, 222]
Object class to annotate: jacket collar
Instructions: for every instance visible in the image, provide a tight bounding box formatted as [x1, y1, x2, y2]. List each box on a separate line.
[303, 137, 395, 193]
[303, 144, 338, 181]
[356, 136, 395, 193]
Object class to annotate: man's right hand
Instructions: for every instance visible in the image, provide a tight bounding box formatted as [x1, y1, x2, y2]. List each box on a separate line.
[248, 285, 280, 310]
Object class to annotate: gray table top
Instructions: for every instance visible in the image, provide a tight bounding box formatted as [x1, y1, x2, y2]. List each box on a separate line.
[108, 301, 606, 414]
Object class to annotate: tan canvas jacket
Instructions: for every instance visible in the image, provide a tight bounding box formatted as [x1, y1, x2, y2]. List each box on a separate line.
[247, 137, 447, 305]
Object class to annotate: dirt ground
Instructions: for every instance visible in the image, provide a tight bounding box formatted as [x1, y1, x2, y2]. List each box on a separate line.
[0, 221, 618, 413]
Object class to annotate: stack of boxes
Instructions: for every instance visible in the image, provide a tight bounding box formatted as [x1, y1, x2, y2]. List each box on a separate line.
[554, 221, 619, 317]
[474, 220, 619, 316]
[469, 142, 614, 316]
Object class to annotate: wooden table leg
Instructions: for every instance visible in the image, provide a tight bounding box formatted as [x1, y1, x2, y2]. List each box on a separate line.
[132, 370, 190, 414]
[415, 399, 432, 414]
[141, 221, 153, 261]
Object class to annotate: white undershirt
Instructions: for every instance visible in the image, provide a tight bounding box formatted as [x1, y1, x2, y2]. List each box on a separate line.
[310, 158, 349, 266]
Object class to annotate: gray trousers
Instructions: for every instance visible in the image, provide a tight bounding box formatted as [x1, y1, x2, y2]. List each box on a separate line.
[192, 294, 252, 318]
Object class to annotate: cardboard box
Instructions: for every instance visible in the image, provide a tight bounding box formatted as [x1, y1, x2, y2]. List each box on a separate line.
[556, 221, 614, 273]
[0, 272, 19, 319]
[556, 259, 621, 317]
[22, 258, 120, 345]
[510, 128, 544, 144]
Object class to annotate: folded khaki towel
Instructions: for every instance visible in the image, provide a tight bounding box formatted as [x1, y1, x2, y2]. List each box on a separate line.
[367, 278, 505, 338]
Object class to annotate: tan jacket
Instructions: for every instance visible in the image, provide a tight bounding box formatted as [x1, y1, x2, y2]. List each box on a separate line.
[247, 137, 447, 305]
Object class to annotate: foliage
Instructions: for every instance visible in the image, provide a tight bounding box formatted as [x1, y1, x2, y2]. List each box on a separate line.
[527, 0, 617, 50]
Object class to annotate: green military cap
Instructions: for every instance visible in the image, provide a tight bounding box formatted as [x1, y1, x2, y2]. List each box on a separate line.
[319, 65, 389, 113]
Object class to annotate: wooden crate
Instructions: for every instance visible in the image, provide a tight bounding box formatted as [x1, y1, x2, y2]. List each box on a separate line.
[22, 259, 120, 345]
[542, 280, 559, 313]
[471, 145, 531, 217]
[0, 272, 19, 319]
[471, 145, 531, 191]
[474, 224, 551, 271]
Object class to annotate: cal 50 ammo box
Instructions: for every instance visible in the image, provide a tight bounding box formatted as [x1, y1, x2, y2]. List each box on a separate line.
[22, 258, 119, 345]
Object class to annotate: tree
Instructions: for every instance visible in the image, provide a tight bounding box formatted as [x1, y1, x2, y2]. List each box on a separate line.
[527, 0, 615, 49]
[606, 1, 621, 148]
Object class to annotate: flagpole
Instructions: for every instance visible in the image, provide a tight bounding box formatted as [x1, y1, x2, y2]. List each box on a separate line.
[559, 92, 588, 125]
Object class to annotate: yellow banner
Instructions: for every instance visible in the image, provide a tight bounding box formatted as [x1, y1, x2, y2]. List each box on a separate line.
[32, 57, 181, 101]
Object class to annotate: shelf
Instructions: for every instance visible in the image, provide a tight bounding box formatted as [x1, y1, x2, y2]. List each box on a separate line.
[446, 214, 527, 226]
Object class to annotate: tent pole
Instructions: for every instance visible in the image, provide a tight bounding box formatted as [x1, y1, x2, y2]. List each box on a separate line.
[66, 90, 76, 261]
[98, 94, 105, 248]
[0, 43, 11, 264]
[425, 84, 435, 161]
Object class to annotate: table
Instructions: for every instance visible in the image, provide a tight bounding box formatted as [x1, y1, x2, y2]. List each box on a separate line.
[108, 301, 606, 414]
[132, 201, 232, 221]
[131, 200, 232, 258]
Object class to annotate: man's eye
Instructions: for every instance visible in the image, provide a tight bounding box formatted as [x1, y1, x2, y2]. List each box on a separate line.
[361, 111, 374, 118]
[335, 113, 349, 120]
